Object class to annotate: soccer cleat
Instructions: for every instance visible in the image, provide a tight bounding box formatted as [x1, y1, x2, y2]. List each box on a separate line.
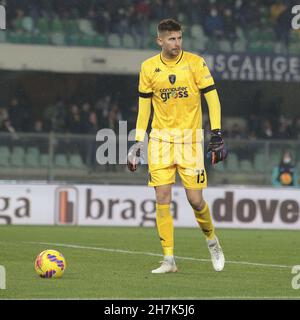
[207, 237, 225, 272]
[151, 260, 178, 274]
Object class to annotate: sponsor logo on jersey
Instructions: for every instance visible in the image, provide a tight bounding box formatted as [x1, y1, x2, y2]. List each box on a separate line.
[160, 86, 189, 102]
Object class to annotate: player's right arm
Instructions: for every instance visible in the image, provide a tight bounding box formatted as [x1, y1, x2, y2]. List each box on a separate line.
[135, 62, 152, 142]
[127, 62, 152, 172]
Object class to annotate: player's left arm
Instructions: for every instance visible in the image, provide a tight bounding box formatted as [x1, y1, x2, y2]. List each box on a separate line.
[196, 57, 228, 164]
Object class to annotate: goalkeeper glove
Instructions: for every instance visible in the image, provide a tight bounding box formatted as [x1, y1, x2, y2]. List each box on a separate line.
[127, 141, 144, 172]
[207, 129, 228, 165]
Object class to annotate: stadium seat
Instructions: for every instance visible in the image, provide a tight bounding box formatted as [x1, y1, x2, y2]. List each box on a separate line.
[233, 39, 246, 52]
[182, 36, 192, 51]
[0, 31, 6, 43]
[0, 146, 10, 157]
[253, 153, 267, 172]
[297, 162, 300, 173]
[10, 152, 25, 167]
[51, 32, 66, 46]
[107, 33, 122, 48]
[64, 19, 79, 35]
[32, 32, 50, 45]
[40, 154, 50, 168]
[219, 40, 231, 53]
[260, 42, 275, 54]
[290, 31, 300, 44]
[65, 33, 81, 46]
[248, 28, 261, 42]
[36, 17, 50, 33]
[78, 19, 97, 36]
[149, 21, 159, 37]
[122, 33, 136, 49]
[12, 17, 23, 30]
[24, 153, 40, 168]
[269, 152, 281, 166]
[0, 147, 10, 167]
[191, 35, 207, 51]
[7, 31, 24, 44]
[248, 41, 263, 54]
[260, 29, 276, 42]
[214, 161, 225, 172]
[54, 154, 69, 168]
[22, 16, 34, 33]
[51, 16, 64, 33]
[190, 24, 205, 40]
[12, 146, 25, 156]
[27, 147, 40, 157]
[94, 34, 106, 47]
[78, 34, 95, 47]
[240, 159, 253, 172]
[225, 153, 240, 172]
[0, 153, 10, 167]
[69, 154, 85, 169]
[236, 27, 246, 41]
[289, 43, 300, 55]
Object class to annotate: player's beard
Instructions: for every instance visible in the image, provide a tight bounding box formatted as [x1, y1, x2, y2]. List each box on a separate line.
[168, 47, 181, 58]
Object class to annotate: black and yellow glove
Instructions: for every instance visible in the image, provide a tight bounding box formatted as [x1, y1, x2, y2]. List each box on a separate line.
[207, 129, 228, 165]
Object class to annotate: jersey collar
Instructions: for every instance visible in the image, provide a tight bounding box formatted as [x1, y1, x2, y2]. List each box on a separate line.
[160, 50, 184, 66]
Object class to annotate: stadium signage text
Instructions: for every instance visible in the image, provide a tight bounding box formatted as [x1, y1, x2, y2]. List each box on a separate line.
[205, 54, 300, 82]
[0, 5, 5, 30]
[0, 195, 31, 224]
[212, 192, 299, 224]
[1, 184, 300, 229]
[85, 189, 178, 226]
[292, 5, 300, 30]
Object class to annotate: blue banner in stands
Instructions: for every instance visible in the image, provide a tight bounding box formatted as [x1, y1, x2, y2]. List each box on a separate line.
[203, 53, 300, 82]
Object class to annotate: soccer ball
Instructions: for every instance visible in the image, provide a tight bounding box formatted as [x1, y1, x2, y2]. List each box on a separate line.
[34, 249, 66, 278]
[279, 172, 292, 185]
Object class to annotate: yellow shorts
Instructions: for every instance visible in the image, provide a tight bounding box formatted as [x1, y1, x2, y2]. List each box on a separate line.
[147, 139, 207, 189]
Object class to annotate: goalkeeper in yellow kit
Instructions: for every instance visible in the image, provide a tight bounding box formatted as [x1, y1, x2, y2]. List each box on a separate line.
[127, 19, 227, 273]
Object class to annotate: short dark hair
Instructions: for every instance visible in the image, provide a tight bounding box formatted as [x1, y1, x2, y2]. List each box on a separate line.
[157, 19, 182, 34]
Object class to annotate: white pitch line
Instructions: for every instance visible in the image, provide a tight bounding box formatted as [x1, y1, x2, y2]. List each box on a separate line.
[25, 241, 292, 269]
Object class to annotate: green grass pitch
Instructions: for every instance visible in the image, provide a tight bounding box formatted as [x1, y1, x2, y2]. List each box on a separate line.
[0, 225, 300, 299]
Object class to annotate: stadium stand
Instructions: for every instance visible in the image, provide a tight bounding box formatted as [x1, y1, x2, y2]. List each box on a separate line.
[1, 0, 299, 54]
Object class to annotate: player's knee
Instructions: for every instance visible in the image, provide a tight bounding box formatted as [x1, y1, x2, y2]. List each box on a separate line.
[188, 197, 206, 211]
[155, 191, 171, 204]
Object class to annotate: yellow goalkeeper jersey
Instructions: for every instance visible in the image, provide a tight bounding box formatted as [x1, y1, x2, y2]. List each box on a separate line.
[137, 50, 219, 143]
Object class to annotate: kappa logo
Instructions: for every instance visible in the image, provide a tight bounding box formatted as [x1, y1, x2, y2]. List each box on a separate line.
[154, 68, 162, 73]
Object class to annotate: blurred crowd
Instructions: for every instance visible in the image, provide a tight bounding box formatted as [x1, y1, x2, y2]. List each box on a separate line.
[4, 0, 300, 51]
[1, 92, 300, 141]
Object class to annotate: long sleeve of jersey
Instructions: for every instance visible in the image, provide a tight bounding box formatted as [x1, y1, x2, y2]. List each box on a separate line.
[204, 89, 221, 130]
[195, 57, 221, 130]
[135, 62, 152, 141]
[135, 97, 151, 141]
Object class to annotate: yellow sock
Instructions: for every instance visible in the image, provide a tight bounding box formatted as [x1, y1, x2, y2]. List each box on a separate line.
[193, 202, 215, 240]
[156, 203, 174, 256]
